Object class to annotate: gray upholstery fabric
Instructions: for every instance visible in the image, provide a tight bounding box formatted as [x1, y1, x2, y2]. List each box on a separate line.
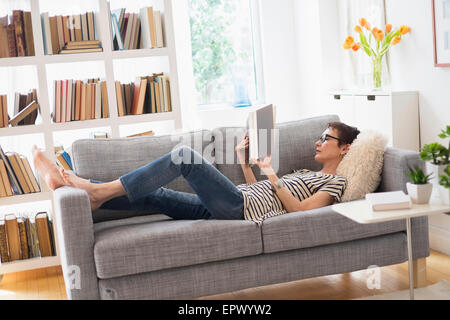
[212, 115, 339, 186]
[53, 186, 99, 300]
[98, 232, 407, 299]
[262, 206, 406, 253]
[72, 130, 214, 193]
[93, 215, 262, 279]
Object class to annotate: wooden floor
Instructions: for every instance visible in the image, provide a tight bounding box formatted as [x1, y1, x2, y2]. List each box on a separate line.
[0, 249, 449, 300]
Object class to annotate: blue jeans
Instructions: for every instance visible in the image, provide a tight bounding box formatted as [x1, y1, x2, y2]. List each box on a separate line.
[93, 146, 244, 220]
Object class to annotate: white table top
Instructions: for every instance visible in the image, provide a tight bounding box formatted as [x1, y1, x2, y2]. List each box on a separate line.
[332, 198, 450, 224]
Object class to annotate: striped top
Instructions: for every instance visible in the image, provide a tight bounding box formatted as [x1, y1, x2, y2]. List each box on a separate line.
[236, 169, 347, 225]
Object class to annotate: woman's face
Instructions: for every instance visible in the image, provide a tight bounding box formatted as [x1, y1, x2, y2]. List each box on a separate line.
[314, 128, 349, 164]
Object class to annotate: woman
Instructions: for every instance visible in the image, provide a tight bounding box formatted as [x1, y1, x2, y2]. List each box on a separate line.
[33, 121, 359, 224]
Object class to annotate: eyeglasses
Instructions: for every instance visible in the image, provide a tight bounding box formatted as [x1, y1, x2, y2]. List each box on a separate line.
[318, 133, 342, 144]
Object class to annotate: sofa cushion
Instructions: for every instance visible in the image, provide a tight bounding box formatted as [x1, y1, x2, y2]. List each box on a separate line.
[71, 129, 214, 193]
[212, 115, 340, 186]
[93, 214, 263, 279]
[261, 206, 406, 253]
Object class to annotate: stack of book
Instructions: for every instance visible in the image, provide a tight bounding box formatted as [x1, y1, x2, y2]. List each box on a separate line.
[0, 212, 56, 263]
[115, 73, 172, 117]
[54, 145, 73, 171]
[0, 95, 9, 128]
[59, 40, 102, 54]
[0, 145, 41, 197]
[110, 6, 164, 50]
[41, 11, 101, 55]
[52, 78, 109, 123]
[0, 10, 35, 58]
[9, 89, 39, 127]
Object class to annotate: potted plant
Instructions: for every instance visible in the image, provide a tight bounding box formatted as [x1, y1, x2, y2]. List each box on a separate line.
[438, 165, 450, 205]
[406, 166, 433, 204]
[420, 126, 450, 187]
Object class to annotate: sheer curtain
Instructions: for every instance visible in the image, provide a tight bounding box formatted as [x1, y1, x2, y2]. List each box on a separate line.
[339, 0, 388, 89]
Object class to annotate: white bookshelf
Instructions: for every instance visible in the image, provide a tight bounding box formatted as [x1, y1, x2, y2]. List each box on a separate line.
[0, 0, 184, 276]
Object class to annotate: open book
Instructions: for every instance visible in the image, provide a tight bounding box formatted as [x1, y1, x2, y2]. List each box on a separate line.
[246, 104, 276, 164]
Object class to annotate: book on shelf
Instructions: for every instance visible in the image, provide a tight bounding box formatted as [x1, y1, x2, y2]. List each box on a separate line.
[23, 214, 40, 258]
[0, 94, 9, 128]
[126, 130, 155, 138]
[365, 191, 412, 211]
[8, 100, 38, 127]
[55, 150, 73, 171]
[6, 152, 31, 194]
[110, 6, 164, 51]
[116, 73, 172, 117]
[0, 159, 13, 197]
[0, 145, 23, 195]
[0, 220, 11, 263]
[0, 10, 35, 58]
[35, 212, 55, 257]
[17, 217, 29, 260]
[246, 104, 277, 164]
[52, 79, 108, 123]
[4, 214, 21, 261]
[41, 11, 101, 55]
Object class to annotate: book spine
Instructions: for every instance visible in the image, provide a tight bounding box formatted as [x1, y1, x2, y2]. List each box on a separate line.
[23, 11, 35, 56]
[5, 215, 21, 261]
[18, 219, 29, 259]
[13, 10, 26, 57]
[0, 222, 11, 263]
[6, 23, 17, 57]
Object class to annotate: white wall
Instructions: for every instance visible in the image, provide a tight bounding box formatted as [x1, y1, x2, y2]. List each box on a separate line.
[385, 0, 450, 146]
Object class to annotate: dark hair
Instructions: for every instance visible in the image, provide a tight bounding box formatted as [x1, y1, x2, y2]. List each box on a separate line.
[327, 121, 360, 146]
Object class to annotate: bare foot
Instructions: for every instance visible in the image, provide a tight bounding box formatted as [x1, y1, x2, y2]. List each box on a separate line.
[32, 145, 67, 190]
[60, 169, 104, 210]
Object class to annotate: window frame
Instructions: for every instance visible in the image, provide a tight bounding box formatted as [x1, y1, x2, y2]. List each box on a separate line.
[193, 0, 266, 111]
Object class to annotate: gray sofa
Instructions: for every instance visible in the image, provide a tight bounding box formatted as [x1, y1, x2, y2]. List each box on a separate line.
[53, 114, 429, 300]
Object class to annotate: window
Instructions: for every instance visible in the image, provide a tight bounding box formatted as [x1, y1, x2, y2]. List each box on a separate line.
[188, 0, 264, 108]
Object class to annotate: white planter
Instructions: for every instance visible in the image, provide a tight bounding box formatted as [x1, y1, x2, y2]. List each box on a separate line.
[438, 185, 450, 206]
[406, 182, 433, 204]
[426, 162, 446, 187]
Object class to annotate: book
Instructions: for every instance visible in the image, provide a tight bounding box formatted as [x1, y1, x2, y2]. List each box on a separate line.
[365, 191, 412, 211]
[56, 153, 71, 170]
[13, 10, 26, 57]
[68, 15, 75, 42]
[23, 11, 34, 56]
[81, 13, 88, 41]
[80, 82, 87, 120]
[246, 104, 277, 164]
[132, 78, 148, 115]
[90, 83, 96, 119]
[0, 166, 7, 197]
[59, 47, 103, 54]
[126, 130, 155, 138]
[101, 81, 109, 118]
[75, 80, 82, 121]
[35, 212, 53, 257]
[71, 80, 76, 121]
[115, 81, 125, 117]
[132, 17, 141, 49]
[95, 82, 101, 119]
[41, 13, 52, 54]
[49, 15, 59, 55]
[15, 153, 34, 193]
[8, 100, 38, 126]
[56, 15, 65, 50]
[124, 12, 135, 49]
[18, 218, 29, 259]
[21, 155, 40, 192]
[0, 220, 10, 262]
[0, 145, 22, 195]
[6, 23, 17, 57]
[61, 79, 67, 123]
[85, 82, 92, 120]
[66, 79, 73, 122]
[5, 214, 21, 261]
[7, 152, 31, 194]
[124, 83, 132, 115]
[0, 95, 5, 127]
[154, 10, 164, 48]
[165, 77, 172, 112]
[62, 15, 70, 46]
[74, 14, 82, 41]
[0, 22, 8, 58]
[24, 216, 40, 258]
[0, 159, 13, 196]
[87, 12, 95, 41]
[111, 11, 124, 50]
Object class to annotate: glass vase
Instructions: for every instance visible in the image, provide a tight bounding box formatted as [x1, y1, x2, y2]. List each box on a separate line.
[372, 55, 383, 89]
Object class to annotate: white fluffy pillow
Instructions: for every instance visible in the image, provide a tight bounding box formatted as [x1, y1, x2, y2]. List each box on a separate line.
[336, 130, 388, 202]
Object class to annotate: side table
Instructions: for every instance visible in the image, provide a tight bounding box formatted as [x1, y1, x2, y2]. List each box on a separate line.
[332, 198, 450, 300]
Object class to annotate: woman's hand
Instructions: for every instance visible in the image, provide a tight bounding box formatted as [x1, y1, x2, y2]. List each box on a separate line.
[235, 131, 249, 154]
[251, 155, 275, 176]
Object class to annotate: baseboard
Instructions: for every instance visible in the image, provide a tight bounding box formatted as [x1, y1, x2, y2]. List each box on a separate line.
[429, 225, 450, 256]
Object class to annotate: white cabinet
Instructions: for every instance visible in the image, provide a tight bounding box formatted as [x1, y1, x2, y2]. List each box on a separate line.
[329, 91, 420, 151]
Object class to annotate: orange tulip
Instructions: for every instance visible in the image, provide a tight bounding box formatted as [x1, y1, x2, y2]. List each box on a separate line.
[345, 36, 355, 44]
[343, 42, 352, 50]
[359, 18, 367, 27]
[385, 24, 392, 33]
[391, 36, 401, 45]
[399, 25, 411, 34]
[372, 27, 378, 37]
[352, 43, 361, 51]
[375, 29, 384, 42]
[365, 22, 371, 30]
[354, 25, 362, 33]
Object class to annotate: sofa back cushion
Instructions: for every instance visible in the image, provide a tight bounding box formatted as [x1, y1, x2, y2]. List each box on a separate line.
[72, 130, 214, 194]
[212, 114, 340, 186]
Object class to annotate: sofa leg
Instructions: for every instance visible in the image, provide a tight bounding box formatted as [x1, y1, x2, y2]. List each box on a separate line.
[413, 258, 427, 288]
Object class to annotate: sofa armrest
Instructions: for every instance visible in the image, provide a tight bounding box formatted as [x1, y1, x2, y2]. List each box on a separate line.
[377, 147, 429, 259]
[53, 186, 99, 300]
[378, 147, 424, 194]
